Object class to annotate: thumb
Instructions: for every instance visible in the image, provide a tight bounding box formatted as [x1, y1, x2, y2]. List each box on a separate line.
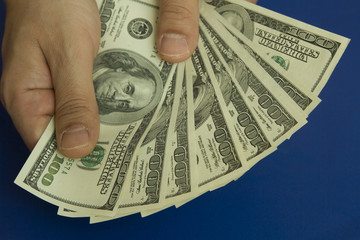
[45, 35, 100, 159]
[157, 0, 199, 62]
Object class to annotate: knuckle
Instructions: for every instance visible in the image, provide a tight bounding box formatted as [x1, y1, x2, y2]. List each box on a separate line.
[0, 78, 17, 112]
[44, 31, 96, 70]
[55, 97, 97, 125]
[161, 1, 195, 23]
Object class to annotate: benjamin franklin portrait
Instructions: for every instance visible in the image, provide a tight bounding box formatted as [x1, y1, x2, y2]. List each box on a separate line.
[193, 75, 216, 129]
[212, 2, 255, 40]
[93, 49, 163, 125]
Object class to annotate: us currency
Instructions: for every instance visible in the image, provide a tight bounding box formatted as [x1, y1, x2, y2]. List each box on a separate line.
[15, 0, 175, 216]
[57, 206, 132, 220]
[202, 0, 350, 96]
[16, 0, 349, 221]
[61, 66, 180, 221]
[138, 63, 199, 217]
[91, 62, 198, 222]
[120, 65, 187, 214]
[200, 9, 320, 115]
[88, 65, 182, 223]
[198, 30, 276, 171]
[188, 48, 249, 194]
[62, 65, 189, 221]
[198, 16, 307, 146]
[159, 63, 198, 206]
[57, 207, 91, 218]
[57, 208, 86, 218]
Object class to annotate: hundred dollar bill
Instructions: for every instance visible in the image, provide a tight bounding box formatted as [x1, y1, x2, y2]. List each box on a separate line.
[122, 64, 198, 219]
[89, 68, 181, 223]
[189, 48, 249, 194]
[90, 64, 190, 223]
[57, 208, 87, 218]
[64, 65, 187, 222]
[202, 0, 350, 96]
[198, 16, 307, 146]
[115, 64, 183, 214]
[200, 9, 320, 115]
[198, 30, 276, 171]
[95, 0, 102, 8]
[57, 206, 130, 220]
[15, 0, 175, 216]
[136, 62, 198, 218]
[159, 63, 198, 206]
[57, 207, 93, 218]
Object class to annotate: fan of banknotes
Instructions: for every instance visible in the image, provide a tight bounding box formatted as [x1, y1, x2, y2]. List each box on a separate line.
[14, 0, 349, 223]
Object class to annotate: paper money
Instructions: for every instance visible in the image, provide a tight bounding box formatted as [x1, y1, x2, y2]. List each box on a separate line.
[13, 0, 349, 223]
[189, 49, 248, 193]
[87, 65, 182, 223]
[198, 19, 307, 145]
[198, 30, 276, 170]
[114, 63, 195, 219]
[199, 10, 320, 115]
[159, 62, 198, 207]
[202, 0, 350, 96]
[15, 0, 175, 216]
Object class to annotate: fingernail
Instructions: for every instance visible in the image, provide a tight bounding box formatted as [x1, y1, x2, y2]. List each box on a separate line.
[158, 33, 190, 58]
[61, 125, 89, 150]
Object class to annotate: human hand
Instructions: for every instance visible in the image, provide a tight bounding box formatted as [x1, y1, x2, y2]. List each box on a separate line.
[0, 0, 257, 159]
[156, 0, 257, 62]
[0, 0, 101, 158]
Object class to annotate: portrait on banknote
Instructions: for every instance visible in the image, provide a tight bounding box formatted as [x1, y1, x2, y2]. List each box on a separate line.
[205, 0, 254, 40]
[93, 49, 163, 125]
[141, 87, 176, 145]
[213, 63, 233, 104]
[193, 75, 215, 129]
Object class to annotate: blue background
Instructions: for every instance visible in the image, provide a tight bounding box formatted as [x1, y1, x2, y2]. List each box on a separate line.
[1, 0, 359, 239]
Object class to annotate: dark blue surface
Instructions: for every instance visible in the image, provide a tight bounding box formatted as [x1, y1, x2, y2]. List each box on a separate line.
[1, 1, 359, 239]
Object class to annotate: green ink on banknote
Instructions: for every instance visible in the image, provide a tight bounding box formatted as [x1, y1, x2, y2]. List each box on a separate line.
[271, 56, 289, 70]
[77, 145, 106, 170]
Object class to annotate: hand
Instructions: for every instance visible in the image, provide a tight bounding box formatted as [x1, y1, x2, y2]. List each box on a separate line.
[156, 0, 258, 62]
[0, 0, 257, 159]
[0, 0, 101, 158]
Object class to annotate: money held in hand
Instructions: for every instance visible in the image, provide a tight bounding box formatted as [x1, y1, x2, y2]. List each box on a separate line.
[14, 0, 350, 223]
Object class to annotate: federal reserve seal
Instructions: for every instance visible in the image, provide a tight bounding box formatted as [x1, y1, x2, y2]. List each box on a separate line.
[127, 18, 153, 39]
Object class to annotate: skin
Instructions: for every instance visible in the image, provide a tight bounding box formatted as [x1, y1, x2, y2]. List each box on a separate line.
[0, 0, 258, 159]
[94, 70, 156, 112]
